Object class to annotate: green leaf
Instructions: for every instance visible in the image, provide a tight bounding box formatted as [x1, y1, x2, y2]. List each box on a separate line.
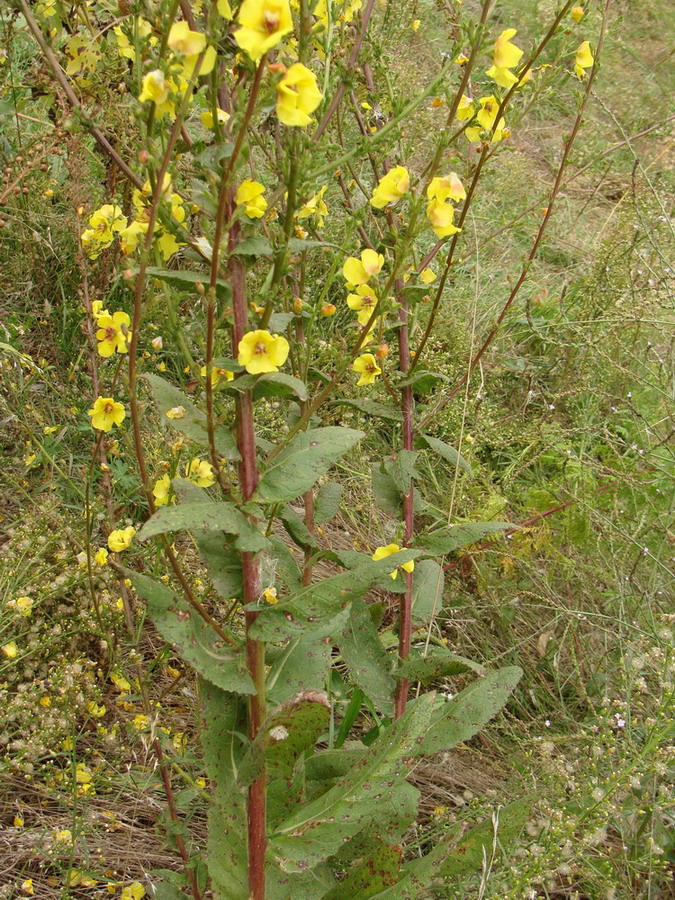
[371, 464, 402, 517]
[270, 695, 434, 869]
[130, 573, 254, 694]
[249, 550, 420, 640]
[265, 535, 302, 593]
[226, 372, 308, 401]
[384, 450, 419, 493]
[238, 690, 330, 789]
[255, 427, 364, 504]
[146, 267, 231, 299]
[417, 521, 512, 555]
[233, 236, 273, 256]
[313, 481, 343, 524]
[440, 798, 533, 878]
[417, 434, 472, 475]
[267, 633, 331, 706]
[411, 559, 444, 626]
[398, 649, 485, 683]
[338, 597, 395, 716]
[396, 370, 449, 393]
[137, 496, 268, 552]
[415, 666, 523, 756]
[268, 311, 294, 332]
[330, 398, 403, 422]
[142, 373, 239, 460]
[280, 506, 319, 551]
[323, 840, 403, 900]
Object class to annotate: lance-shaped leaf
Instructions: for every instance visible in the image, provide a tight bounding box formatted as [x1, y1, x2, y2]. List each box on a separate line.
[146, 266, 231, 299]
[238, 690, 330, 789]
[416, 521, 512, 555]
[280, 505, 319, 551]
[440, 797, 532, 878]
[416, 433, 472, 475]
[249, 550, 420, 640]
[255, 427, 364, 504]
[226, 372, 308, 402]
[269, 694, 435, 870]
[338, 596, 395, 716]
[330, 398, 404, 423]
[142, 373, 239, 460]
[267, 634, 331, 706]
[384, 450, 420, 493]
[397, 648, 486, 683]
[411, 559, 444, 626]
[130, 573, 255, 694]
[415, 666, 523, 756]
[313, 481, 343, 524]
[137, 496, 268, 553]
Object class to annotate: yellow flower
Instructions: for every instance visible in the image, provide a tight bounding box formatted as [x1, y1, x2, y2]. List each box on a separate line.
[139, 69, 169, 105]
[153, 474, 171, 506]
[111, 672, 131, 691]
[168, 21, 216, 77]
[493, 28, 523, 69]
[81, 204, 128, 258]
[2, 641, 18, 660]
[156, 230, 184, 260]
[456, 94, 474, 121]
[235, 179, 268, 219]
[426, 198, 461, 239]
[200, 364, 234, 385]
[107, 526, 136, 553]
[119, 220, 149, 255]
[486, 64, 519, 88]
[114, 18, 155, 61]
[55, 829, 73, 843]
[132, 714, 149, 730]
[234, 0, 293, 62]
[276, 63, 323, 127]
[574, 40, 594, 78]
[200, 107, 231, 129]
[218, 0, 232, 16]
[238, 329, 290, 374]
[11, 596, 33, 617]
[427, 173, 466, 204]
[420, 267, 437, 284]
[296, 186, 328, 227]
[412, 18, 421, 31]
[94, 547, 109, 566]
[120, 884, 145, 900]
[89, 397, 126, 432]
[352, 353, 381, 386]
[166, 406, 186, 419]
[21, 880, 34, 895]
[14, 816, 24, 827]
[370, 165, 410, 209]
[96, 311, 132, 357]
[39, 695, 51, 707]
[371, 543, 415, 580]
[75, 763, 93, 784]
[571, 5, 584, 21]
[347, 284, 379, 325]
[465, 96, 507, 143]
[92, 300, 109, 319]
[186, 459, 216, 488]
[263, 587, 278, 604]
[342, 248, 384, 285]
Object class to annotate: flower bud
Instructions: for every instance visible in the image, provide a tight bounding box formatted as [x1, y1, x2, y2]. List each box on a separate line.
[293, 297, 303, 314]
[571, 6, 584, 21]
[138, 149, 150, 164]
[151, 336, 163, 350]
[376, 343, 389, 359]
[321, 303, 336, 317]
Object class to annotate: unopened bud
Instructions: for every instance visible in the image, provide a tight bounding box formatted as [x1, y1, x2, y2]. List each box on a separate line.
[151, 336, 163, 350]
[293, 297, 303, 314]
[138, 149, 149, 164]
[123, 268, 134, 281]
[321, 303, 336, 318]
[376, 343, 389, 359]
[195, 281, 205, 295]
[571, 5, 584, 21]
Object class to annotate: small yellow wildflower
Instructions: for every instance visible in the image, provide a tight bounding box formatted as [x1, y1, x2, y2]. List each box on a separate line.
[238, 329, 290, 374]
[132, 714, 150, 731]
[201, 107, 231, 129]
[21, 880, 34, 895]
[14, 816, 24, 827]
[370, 165, 410, 209]
[420, 267, 437, 284]
[2, 641, 18, 660]
[427, 173, 466, 204]
[10, 596, 33, 617]
[426, 198, 461, 239]
[120, 883, 146, 900]
[96, 311, 132, 357]
[87, 701, 106, 718]
[456, 94, 474, 121]
[465, 96, 507, 143]
[200, 364, 234, 386]
[168, 21, 216, 77]
[107, 526, 136, 553]
[186, 459, 216, 488]
[347, 284, 379, 325]
[234, 0, 293, 62]
[321, 303, 336, 317]
[276, 63, 323, 127]
[571, 6, 584, 21]
[139, 69, 169, 104]
[119, 220, 149, 255]
[574, 40, 594, 78]
[342, 248, 384, 285]
[263, 587, 278, 604]
[236, 179, 268, 219]
[352, 353, 381, 386]
[54, 829, 73, 844]
[39, 695, 51, 707]
[81, 204, 127, 258]
[153, 474, 172, 506]
[371, 543, 415, 579]
[89, 397, 126, 432]
[166, 406, 186, 419]
[111, 672, 131, 691]
[44, 424, 59, 434]
[75, 763, 93, 784]
[296, 186, 328, 227]
[94, 547, 109, 566]
[412, 19, 421, 31]
[493, 28, 523, 69]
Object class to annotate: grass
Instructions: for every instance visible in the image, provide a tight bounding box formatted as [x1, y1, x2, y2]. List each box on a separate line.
[0, 0, 673, 897]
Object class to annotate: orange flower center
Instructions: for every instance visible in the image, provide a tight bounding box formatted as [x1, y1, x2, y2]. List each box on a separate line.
[103, 402, 115, 414]
[103, 326, 117, 340]
[263, 11, 280, 32]
[254, 342, 268, 356]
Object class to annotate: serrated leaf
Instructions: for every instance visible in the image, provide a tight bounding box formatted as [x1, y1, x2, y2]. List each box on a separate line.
[146, 266, 231, 299]
[142, 373, 239, 460]
[338, 597, 395, 716]
[138, 497, 268, 552]
[417, 521, 512, 555]
[411, 559, 444, 626]
[270, 694, 434, 869]
[398, 649, 485, 683]
[130, 573, 254, 694]
[313, 481, 343, 524]
[249, 550, 420, 640]
[331, 398, 403, 422]
[417, 434, 472, 475]
[256, 427, 364, 504]
[415, 666, 523, 756]
[238, 690, 330, 789]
